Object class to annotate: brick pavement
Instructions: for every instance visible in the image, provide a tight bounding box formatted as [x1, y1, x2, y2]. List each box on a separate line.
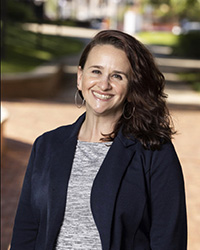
[1, 83, 200, 250]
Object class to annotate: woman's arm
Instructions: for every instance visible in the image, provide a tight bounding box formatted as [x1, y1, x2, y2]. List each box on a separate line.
[10, 139, 39, 250]
[149, 142, 187, 250]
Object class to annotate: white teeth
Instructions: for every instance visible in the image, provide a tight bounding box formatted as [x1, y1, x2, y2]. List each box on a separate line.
[93, 91, 112, 100]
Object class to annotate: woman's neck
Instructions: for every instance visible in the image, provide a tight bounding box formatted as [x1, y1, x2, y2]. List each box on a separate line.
[78, 113, 120, 142]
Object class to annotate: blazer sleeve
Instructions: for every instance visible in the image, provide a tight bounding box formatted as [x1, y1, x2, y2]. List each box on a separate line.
[10, 138, 39, 250]
[149, 142, 187, 250]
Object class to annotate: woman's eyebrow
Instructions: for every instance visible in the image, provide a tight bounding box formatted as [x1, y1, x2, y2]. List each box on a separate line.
[89, 65, 103, 69]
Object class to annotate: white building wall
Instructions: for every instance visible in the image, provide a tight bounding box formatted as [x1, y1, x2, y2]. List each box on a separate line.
[45, 0, 121, 27]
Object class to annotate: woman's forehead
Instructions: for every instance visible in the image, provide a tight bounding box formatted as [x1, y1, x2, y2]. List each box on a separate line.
[85, 44, 131, 71]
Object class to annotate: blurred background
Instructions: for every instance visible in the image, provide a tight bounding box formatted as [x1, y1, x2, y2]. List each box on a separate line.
[1, 0, 200, 249]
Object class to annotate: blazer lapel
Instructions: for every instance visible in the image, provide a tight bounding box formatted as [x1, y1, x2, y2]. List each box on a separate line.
[91, 132, 138, 250]
[45, 114, 85, 249]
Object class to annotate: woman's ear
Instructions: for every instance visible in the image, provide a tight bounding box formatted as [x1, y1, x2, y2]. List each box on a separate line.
[126, 93, 132, 103]
[77, 66, 83, 90]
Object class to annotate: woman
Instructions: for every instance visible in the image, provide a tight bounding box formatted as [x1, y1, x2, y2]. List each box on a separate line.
[11, 30, 187, 250]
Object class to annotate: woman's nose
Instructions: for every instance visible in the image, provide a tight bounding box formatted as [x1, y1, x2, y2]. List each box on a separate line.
[98, 75, 112, 90]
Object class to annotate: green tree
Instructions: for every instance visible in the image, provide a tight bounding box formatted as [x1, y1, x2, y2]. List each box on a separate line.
[144, 0, 200, 21]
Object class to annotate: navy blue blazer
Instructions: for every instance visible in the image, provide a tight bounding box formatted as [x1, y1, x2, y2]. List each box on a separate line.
[11, 113, 187, 250]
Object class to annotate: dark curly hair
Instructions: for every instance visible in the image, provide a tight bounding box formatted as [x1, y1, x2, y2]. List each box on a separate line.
[78, 30, 176, 150]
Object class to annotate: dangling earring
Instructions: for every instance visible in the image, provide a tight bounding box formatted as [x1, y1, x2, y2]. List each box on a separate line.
[123, 102, 135, 119]
[75, 89, 85, 108]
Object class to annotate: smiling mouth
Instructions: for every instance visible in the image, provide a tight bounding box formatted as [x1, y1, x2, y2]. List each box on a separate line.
[92, 91, 113, 100]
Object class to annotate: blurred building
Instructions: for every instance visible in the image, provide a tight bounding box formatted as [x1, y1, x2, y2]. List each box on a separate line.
[46, 0, 118, 20]
[45, 0, 139, 29]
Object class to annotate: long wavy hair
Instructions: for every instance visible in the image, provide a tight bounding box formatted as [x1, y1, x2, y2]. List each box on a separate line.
[78, 30, 175, 150]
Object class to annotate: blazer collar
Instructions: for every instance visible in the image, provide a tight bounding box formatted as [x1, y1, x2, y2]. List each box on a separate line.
[117, 126, 137, 148]
[65, 112, 137, 148]
[63, 112, 86, 142]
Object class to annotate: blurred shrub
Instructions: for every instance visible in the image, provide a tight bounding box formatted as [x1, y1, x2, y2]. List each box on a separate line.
[175, 32, 200, 58]
[193, 82, 200, 92]
[7, 0, 36, 22]
[179, 72, 200, 92]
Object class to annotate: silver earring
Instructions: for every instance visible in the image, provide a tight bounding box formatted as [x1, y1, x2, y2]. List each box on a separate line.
[75, 89, 85, 108]
[123, 102, 135, 119]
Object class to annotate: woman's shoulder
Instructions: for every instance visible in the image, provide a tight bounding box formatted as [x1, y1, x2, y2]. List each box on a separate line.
[29, 125, 74, 156]
[138, 139, 178, 160]
[37, 124, 74, 143]
[145, 140, 182, 177]
[42, 124, 74, 139]
[135, 139, 181, 171]
[35, 113, 85, 146]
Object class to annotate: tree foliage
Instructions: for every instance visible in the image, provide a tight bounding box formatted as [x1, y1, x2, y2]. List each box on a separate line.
[144, 0, 200, 21]
[6, 0, 37, 22]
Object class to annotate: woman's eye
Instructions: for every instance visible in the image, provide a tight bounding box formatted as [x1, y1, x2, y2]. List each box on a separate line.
[113, 74, 123, 80]
[92, 70, 101, 74]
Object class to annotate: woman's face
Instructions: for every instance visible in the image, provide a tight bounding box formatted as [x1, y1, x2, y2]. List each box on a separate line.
[77, 44, 131, 118]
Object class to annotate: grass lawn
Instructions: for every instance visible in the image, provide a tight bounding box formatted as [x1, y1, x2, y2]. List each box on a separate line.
[2, 23, 84, 73]
[137, 31, 178, 47]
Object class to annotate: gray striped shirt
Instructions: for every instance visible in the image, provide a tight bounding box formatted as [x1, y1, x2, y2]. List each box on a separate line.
[55, 140, 111, 250]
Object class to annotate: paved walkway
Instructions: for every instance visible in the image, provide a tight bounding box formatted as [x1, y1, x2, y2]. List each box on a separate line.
[1, 26, 200, 250]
